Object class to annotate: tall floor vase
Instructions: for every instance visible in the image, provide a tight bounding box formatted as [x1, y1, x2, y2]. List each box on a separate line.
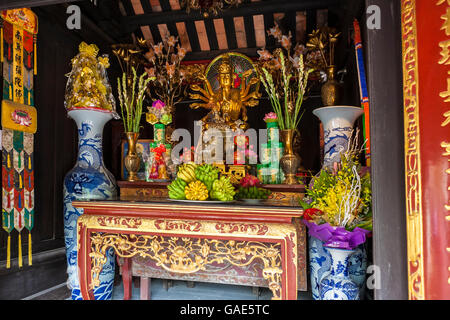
[312, 106, 364, 169]
[63, 109, 117, 300]
[319, 247, 359, 300]
[309, 236, 367, 299]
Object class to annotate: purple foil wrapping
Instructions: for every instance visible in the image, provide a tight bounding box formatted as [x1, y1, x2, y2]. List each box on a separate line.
[302, 220, 371, 250]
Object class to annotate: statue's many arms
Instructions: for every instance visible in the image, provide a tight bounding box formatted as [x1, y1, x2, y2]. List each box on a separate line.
[189, 54, 261, 130]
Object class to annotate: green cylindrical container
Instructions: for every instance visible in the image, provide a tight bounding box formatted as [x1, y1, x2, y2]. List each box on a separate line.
[260, 142, 271, 165]
[270, 142, 284, 166]
[267, 121, 279, 144]
[153, 123, 165, 144]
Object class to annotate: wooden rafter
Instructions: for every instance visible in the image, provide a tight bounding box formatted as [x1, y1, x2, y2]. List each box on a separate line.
[122, 0, 339, 33]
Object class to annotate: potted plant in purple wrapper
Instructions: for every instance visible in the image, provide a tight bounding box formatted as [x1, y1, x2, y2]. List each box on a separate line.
[300, 133, 372, 300]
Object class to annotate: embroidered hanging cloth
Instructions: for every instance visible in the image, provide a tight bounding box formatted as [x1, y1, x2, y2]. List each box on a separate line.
[1, 8, 38, 268]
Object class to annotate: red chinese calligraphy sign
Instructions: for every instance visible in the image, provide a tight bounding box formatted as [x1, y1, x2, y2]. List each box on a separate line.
[402, 0, 450, 300]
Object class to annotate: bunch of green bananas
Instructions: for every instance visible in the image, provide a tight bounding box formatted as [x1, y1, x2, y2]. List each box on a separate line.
[177, 162, 197, 184]
[185, 180, 209, 201]
[195, 164, 219, 191]
[167, 178, 188, 200]
[210, 176, 236, 202]
[236, 186, 271, 200]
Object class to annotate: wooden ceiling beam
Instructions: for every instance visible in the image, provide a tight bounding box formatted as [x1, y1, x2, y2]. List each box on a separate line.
[184, 47, 260, 62]
[122, 0, 340, 32]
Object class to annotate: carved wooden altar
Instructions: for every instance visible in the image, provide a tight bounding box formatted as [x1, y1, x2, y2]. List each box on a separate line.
[74, 200, 306, 300]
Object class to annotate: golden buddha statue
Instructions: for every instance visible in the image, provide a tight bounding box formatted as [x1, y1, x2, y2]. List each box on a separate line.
[189, 53, 261, 130]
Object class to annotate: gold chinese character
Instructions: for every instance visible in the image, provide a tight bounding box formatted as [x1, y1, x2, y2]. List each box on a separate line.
[442, 8, 450, 36]
[439, 40, 450, 65]
[443, 110, 450, 127]
[440, 72, 450, 101]
[437, 0, 450, 5]
[442, 141, 450, 156]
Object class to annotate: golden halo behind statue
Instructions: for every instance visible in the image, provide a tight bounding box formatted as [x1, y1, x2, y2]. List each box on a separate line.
[205, 52, 260, 93]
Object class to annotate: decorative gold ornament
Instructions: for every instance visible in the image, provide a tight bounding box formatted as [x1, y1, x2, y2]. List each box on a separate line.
[65, 42, 117, 113]
[306, 27, 343, 106]
[189, 52, 261, 130]
[89, 233, 284, 299]
[401, 0, 424, 300]
[181, 0, 243, 18]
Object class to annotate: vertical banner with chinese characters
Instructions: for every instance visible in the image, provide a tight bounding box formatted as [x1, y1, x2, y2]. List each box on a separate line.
[401, 0, 450, 299]
[0, 8, 37, 269]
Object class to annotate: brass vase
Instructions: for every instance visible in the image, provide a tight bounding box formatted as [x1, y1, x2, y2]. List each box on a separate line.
[124, 132, 140, 181]
[280, 129, 301, 185]
[321, 65, 343, 106]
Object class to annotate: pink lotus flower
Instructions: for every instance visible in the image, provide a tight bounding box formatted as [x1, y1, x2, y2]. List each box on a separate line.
[263, 112, 277, 122]
[152, 100, 165, 110]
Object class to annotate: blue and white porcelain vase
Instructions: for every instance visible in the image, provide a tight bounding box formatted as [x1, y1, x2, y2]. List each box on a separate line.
[319, 247, 359, 300]
[309, 235, 331, 300]
[309, 236, 367, 300]
[312, 106, 363, 169]
[63, 109, 117, 300]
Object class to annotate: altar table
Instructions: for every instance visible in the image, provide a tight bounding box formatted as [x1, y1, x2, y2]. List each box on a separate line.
[74, 199, 305, 300]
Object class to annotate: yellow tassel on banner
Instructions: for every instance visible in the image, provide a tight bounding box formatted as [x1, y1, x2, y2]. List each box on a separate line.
[33, 40, 37, 75]
[28, 232, 32, 266]
[6, 234, 11, 269]
[18, 233, 22, 268]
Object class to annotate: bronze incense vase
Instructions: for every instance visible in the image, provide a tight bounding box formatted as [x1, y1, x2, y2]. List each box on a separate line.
[125, 132, 140, 181]
[280, 129, 301, 185]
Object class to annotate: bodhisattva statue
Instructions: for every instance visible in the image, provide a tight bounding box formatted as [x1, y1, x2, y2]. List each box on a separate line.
[189, 54, 261, 131]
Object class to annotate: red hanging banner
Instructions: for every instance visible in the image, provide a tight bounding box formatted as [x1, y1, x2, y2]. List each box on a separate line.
[402, 0, 450, 300]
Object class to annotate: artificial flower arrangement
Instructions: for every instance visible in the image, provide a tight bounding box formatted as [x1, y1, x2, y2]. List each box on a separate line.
[300, 134, 372, 249]
[257, 23, 313, 130]
[139, 34, 187, 117]
[146, 99, 173, 125]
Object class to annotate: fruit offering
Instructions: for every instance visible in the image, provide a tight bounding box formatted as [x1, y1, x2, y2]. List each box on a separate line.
[176, 162, 197, 184]
[167, 178, 187, 200]
[240, 174, 261, 188]
[210, 176, 236, 202]
[194, 164, 220, 191]
[185, 180, 209, 201]
[235, 185, 271, 200]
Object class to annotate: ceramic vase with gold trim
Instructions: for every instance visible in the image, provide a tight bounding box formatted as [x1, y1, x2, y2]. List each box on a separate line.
[124, 132, 140, 181]
[279, 129, 301, 185]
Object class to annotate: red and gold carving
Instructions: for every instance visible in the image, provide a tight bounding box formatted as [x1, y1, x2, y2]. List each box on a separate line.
[401, 0, 450, 299]
[215, 222, 268, 235]
[97, 216, 142, 229]
[154, 219, 202, 232]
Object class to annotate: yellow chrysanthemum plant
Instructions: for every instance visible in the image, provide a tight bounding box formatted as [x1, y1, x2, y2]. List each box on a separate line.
[300, 131, 372, 249]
